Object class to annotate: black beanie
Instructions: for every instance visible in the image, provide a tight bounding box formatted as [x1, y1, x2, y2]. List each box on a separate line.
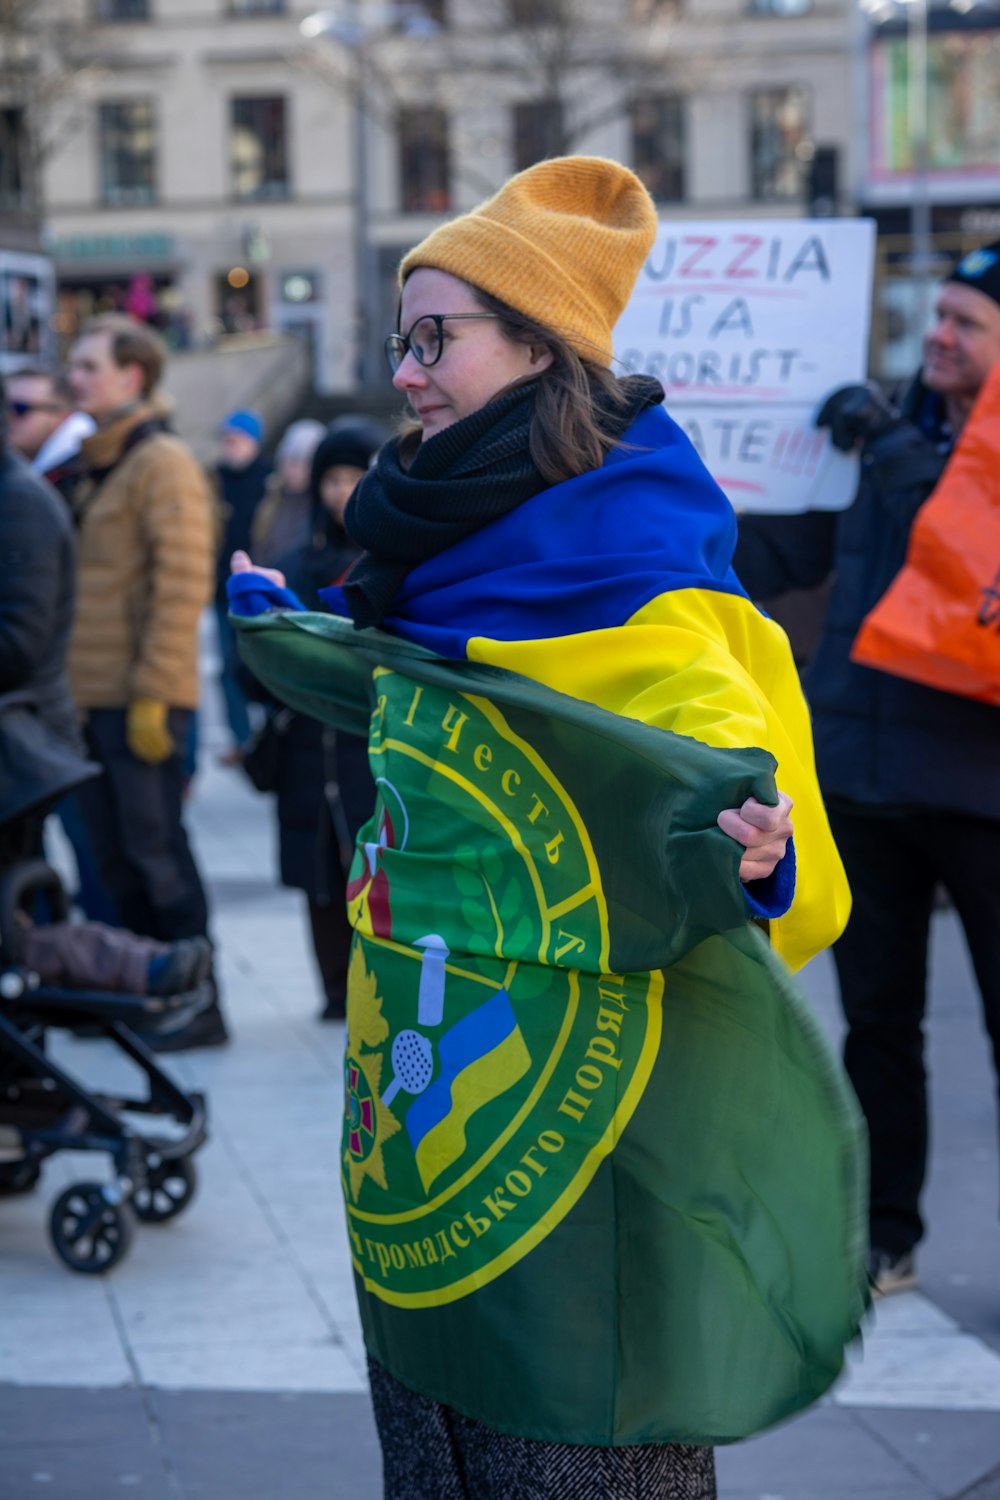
[946, 239, 1000, 308]
[309, 420, 383, 502]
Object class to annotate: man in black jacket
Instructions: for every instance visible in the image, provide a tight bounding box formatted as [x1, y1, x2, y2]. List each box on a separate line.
[0, 377, 79, 752]
[0, 376, 212, 1017]
[735, 243, 1000, 1296]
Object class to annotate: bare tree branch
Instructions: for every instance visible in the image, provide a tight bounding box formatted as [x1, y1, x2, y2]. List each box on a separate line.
[419, 0, 684, 159]
[0, 0, 114, 219]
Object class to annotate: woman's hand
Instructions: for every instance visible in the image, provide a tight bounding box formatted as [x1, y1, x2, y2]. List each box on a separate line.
[230, 549, 286, 589]
[717, 791, 794, 883]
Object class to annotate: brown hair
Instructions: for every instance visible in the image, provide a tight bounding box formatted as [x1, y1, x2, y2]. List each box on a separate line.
[396, 281, 635, 484]
[81, 313, 166, 398]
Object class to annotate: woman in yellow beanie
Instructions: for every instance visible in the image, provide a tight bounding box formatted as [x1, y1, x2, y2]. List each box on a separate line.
[230, 155, 862, 1500]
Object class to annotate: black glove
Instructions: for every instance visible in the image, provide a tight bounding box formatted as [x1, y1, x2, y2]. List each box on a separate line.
[816, 382, 899, 452]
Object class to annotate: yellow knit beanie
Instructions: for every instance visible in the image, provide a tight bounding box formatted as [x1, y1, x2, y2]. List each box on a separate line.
[399, 156, 657, 367]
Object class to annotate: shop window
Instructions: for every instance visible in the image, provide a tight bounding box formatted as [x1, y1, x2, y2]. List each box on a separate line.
[747, 0, 811, 12]
[1, 265, 47, 359]
[54, 276, 189, 357]
[750, 86, 811, 202]
[231, 96, 289, 201]
[513, 100, 564, 172]
[630, 95, 685, 204]
[872, 30, 1000, 176]
[398, 107, 450, 213]
[215, 269, 262, 335]
[227, 0, 286, 13]
[93, 0, 150, 19]
[0, 108, 29, 212]
[98, 99, 157, 206]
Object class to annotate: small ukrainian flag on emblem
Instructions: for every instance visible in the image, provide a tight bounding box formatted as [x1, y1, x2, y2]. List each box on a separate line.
[404, 988, 531, 1193]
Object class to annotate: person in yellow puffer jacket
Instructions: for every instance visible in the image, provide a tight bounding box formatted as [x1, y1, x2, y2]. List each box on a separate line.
[66, 313, 228, 1051]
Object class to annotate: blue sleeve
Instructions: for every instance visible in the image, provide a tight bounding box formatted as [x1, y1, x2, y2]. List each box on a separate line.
[742, 838, 796, 920]
[226, 571, 306, 618]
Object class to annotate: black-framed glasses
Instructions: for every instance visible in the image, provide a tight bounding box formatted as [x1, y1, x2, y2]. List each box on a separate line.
[6, 399, 63, 418]
[384, 313, 503, 376]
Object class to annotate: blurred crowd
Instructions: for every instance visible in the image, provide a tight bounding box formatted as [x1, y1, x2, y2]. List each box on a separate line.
[0, 312, 380, 1054]
[2, 237, 999, 1303]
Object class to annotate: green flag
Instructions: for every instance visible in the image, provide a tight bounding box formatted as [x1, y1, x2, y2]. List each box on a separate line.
[236, 610, 868, 1446]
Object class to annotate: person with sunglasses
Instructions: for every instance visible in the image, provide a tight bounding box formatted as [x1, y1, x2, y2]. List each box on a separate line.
[5, 367, 94, 502]
[230, 156, 858, 1500]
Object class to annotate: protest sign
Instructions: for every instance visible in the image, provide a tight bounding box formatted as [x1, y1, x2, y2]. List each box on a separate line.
[613, 220, 877, 513]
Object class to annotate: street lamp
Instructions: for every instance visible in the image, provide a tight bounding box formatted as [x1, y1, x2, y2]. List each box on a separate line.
[856, 0, 934, 364]
[896, 0, 932, 336]
[301, 4, 438, 390]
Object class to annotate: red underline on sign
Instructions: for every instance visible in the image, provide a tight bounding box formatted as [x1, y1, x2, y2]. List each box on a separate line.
[715, 477, 767, 493]
[636, 284, 807, 298]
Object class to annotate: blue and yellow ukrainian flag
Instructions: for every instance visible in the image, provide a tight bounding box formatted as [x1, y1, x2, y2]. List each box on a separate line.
[320, 402, 850, 974]
[405, 988, 530, 1192]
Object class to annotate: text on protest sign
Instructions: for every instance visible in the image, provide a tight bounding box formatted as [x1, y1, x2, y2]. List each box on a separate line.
[613, 220, 876, 513]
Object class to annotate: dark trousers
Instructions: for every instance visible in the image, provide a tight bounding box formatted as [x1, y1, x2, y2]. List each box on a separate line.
[307, 895, 352, 1007]
[368, 1358, 716, 1500]
[52, 793, 118, 925]
[213, 599, 251, 748]
[828, 801, 1000, 1257]
[76, 708, 210, 944]
[306, 731, 375, 1007]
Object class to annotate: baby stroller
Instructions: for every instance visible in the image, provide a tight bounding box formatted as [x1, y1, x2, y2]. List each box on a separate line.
[0, 694, 208, 1274]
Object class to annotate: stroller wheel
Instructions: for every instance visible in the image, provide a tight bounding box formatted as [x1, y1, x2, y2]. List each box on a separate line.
[132, 1155, 197, 1224]
[49, 1182, 134, 1274]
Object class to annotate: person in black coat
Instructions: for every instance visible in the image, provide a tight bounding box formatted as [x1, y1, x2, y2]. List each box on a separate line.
[213, 409, 271, 758]
[249, 422, 380, 1019]
[0, 371, 90, 908]
[0, 377, 210, 1027]
[0, 378, 79, 754]
[734, 244, 1000, 1296]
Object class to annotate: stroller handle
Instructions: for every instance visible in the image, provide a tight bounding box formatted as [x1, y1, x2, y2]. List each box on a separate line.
[0, 860, 70, 965]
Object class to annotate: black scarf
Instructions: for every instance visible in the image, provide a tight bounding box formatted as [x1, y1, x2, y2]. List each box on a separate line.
[342, 374, 664, 628]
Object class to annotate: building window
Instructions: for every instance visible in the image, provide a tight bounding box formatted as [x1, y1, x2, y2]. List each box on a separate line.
[513, 100, 564, 172]
[509, 0, 560, 24]
[630, 95, 685, 204]
[750, 86, 810, 201]
[398, 106, 450, 213]
[98, 100, 157, 206]
[403, 0, 446, 22]
[0, 108, 29, 212]
[747, 0, 811, 12]
[872, 30, 1000, 176]
[93, 0, 150, 19]
[230, 96, 289, 201]
[227, 0, 286, 13]
[630, 1, 683, 18]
